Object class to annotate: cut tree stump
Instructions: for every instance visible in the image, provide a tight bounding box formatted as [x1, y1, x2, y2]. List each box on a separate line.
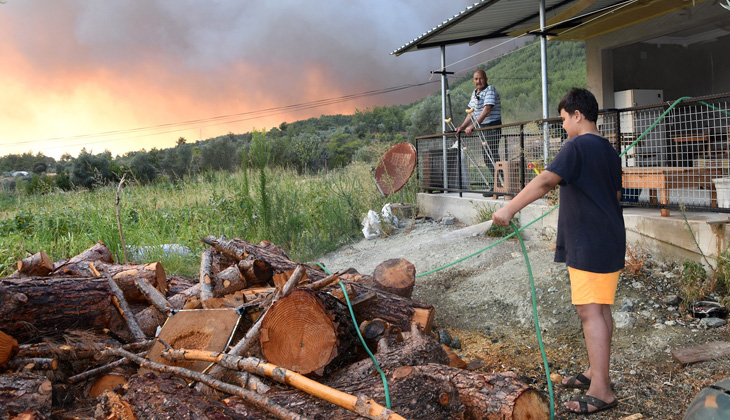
[0, 372, 53, 419]
[0, 276, 113, 342]
[17, 251, 53, 277]
[372, 258, 415, 298]
[260, 288, 357, 376]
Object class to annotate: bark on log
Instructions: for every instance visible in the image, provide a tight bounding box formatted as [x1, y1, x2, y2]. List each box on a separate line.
[17, 251, 53, 277]
[214, 265, 248, 295]
[6, 358, 58, 372]
[98, 262, 168, 304]
[345, 282, 435, 335]
[56, 261, 168, 304]
[101, 349, 309, 420]
[17, 339, 151, 361]
[162, 348, 405, 420]
[69, 241, 114, 264]
[225, 363, 465, 420]
[0, 330, 19, 367]
[104, 272, 146, 342]
[327, 323, 448, 385]
[372, 258, 415, 299]
[53, 242, 113, 275]
[239, 258, 274, 286]
[256, 240, 290, 259]
[200, 249, 214, 307]
[94, 373, 246, 420]
[0, 372, 52, 419]
[0, 276, 113, 342]
[433, 364, 549, 420]
[260, 288, 358, 376]
[202, 236, 327, 282]
[267, 363, 548, 420]
[134, 281, 204, 337]
[68, 349, 149, 384]
[134, 277, 173, 315]
[134, 306, 168, 339]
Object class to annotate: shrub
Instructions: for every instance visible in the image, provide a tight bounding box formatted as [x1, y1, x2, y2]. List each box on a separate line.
[474, 203, 518, 237]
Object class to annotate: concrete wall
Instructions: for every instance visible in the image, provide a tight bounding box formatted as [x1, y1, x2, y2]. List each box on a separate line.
[418, 192, 730, 270]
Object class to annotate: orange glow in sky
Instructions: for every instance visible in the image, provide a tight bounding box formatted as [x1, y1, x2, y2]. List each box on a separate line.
[0, 1, 479, 160]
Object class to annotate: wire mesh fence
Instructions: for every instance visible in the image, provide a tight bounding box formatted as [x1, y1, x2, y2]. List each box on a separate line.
[416, 93, 730, 213]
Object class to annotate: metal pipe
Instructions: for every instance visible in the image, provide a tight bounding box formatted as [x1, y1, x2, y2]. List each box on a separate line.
[540, 0, 549, 166]
[441, 45, 448, 189]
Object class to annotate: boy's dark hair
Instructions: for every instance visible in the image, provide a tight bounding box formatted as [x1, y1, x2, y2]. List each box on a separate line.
[558, 88, 598, 122]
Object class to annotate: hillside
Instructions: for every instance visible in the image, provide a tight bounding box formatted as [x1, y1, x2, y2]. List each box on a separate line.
[406, 40, 586, 138]
[0, 40, 585, 191]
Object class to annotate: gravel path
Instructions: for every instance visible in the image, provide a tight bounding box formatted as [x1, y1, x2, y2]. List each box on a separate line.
[317, 218, 730, 419]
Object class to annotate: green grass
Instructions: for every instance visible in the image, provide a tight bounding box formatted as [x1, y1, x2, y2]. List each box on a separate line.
[0, 162, 417, 278]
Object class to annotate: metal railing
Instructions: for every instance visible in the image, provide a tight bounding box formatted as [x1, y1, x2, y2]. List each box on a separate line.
[416, 93, 730, 213]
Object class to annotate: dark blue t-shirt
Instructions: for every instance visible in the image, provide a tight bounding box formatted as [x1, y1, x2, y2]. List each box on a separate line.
[545, 133, 625, 273]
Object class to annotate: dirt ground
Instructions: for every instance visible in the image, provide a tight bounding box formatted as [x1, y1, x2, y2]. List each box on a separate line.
[317, 218, 730, 419]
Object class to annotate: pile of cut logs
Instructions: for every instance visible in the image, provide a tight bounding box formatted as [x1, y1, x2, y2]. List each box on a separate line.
[0, 237, 549, 420]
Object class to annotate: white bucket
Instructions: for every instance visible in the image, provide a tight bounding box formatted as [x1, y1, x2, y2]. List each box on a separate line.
[713, 178, 730, 209]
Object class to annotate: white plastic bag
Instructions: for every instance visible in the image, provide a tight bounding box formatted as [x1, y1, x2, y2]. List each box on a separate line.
[381, 203, 399, 227]
[361, 210, 382, 240]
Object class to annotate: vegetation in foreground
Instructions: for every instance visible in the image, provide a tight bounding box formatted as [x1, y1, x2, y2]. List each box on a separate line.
[0, 160, 418, 278]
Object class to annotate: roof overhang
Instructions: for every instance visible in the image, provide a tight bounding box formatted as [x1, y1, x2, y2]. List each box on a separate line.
[392, 0, 707, 56]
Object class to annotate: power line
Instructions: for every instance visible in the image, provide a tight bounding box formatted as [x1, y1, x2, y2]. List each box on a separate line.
[2, 80, 439, 149]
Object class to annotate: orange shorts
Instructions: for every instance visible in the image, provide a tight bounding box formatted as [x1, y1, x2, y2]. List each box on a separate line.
[568, 267, 620, 305]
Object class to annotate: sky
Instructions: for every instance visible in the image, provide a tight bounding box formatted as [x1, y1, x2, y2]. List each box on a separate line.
[0, 1, 520, 160]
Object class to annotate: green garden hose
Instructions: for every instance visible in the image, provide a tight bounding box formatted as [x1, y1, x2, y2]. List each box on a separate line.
[511, 221, 555, 420]
[315, 262, 392, 409]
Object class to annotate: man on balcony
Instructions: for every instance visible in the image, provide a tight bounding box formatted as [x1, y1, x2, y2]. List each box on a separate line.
[455, 70, 502, 189]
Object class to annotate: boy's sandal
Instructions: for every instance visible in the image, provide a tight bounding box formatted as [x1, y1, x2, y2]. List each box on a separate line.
[567, 394, 618, 415]
[562, 373, 591, 389]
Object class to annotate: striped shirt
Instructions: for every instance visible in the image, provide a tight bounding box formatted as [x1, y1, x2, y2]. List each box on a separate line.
[468, 84, 501, 124]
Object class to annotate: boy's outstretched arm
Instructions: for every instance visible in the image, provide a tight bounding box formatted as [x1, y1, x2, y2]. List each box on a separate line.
[492, 170, 562, 226]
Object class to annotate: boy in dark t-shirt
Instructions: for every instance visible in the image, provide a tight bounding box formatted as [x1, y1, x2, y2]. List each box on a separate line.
[493, 88, 624, 415]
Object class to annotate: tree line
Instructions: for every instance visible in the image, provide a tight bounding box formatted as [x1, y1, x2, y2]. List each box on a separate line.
[1, 40, 585, 195]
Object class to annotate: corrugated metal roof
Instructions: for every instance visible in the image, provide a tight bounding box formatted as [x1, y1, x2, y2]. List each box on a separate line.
[391, 0, 694, 55]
